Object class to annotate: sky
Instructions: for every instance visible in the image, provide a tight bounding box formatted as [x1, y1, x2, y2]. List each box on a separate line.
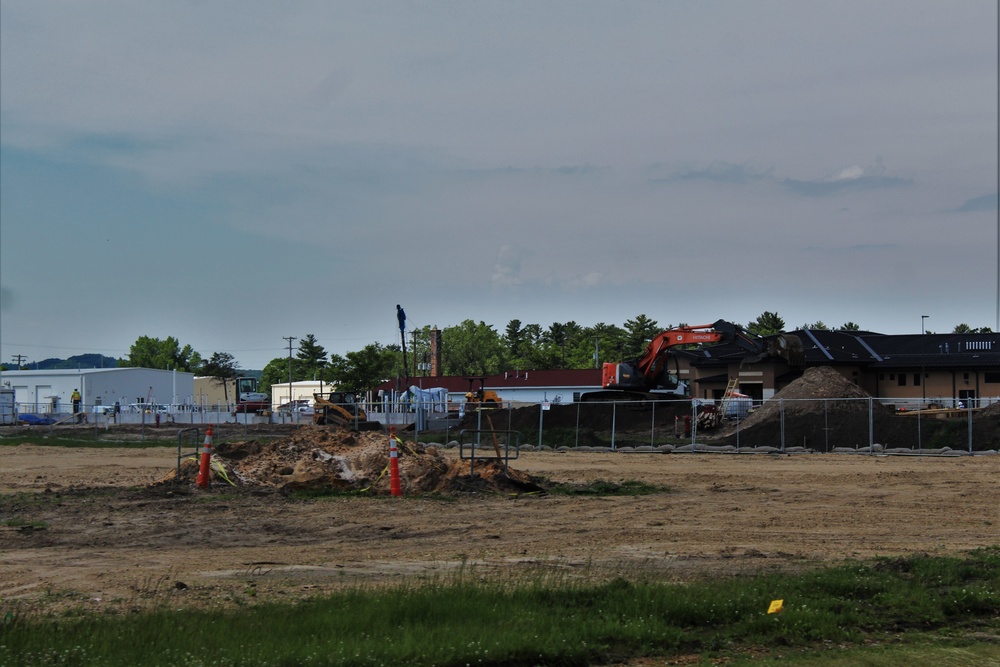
[1, 1, 998, 371]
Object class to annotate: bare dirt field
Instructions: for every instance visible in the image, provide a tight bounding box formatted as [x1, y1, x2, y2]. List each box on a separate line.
[1, 435, 998, 617]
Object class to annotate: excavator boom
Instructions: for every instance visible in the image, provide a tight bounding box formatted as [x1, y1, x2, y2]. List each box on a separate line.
[598, 319, 804, 394]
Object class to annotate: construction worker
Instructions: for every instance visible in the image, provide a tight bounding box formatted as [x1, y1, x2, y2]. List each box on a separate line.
[71, 389, 82, 423]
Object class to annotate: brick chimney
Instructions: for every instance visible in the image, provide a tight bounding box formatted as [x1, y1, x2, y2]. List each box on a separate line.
[429, 328, 442, 377]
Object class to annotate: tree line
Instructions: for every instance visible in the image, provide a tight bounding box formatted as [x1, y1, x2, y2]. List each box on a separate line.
[101, 314, 993, 396]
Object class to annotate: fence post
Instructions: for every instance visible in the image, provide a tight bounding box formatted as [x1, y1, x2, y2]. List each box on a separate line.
[735, 407, 740, 452]
[868, 397, 874, 454]
[611, 402, 617, 451]
[968, 405, 973, 453]
[575, 402, 581, 449]
[824, 400, 829, 453]
[779, 399, 785, 453]
[650, 400, 656, 449]
[537, 401, 543, 449]
[690, 400, 697, 450]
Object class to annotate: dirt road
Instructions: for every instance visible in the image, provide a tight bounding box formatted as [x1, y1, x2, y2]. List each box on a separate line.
[1, 444, 997, 615]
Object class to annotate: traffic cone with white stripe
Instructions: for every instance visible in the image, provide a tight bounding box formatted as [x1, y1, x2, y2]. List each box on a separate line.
[196, 425, 213, 489]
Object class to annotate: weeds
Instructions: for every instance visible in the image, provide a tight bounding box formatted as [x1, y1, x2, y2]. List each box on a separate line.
[3, 548, 995, 666]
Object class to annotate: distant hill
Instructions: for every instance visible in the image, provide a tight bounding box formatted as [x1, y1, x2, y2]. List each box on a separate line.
[4, 356, 262, 375]
[28, 354, 119, 370]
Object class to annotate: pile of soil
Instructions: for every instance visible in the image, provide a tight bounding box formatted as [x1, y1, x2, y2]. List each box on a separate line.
[452, 367, 995, 451]
[162, 426, 543, 495]
[713, 367, 973, 451]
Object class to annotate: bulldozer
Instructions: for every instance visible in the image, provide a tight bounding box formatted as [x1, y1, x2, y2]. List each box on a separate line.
[312, 390, 382, 431]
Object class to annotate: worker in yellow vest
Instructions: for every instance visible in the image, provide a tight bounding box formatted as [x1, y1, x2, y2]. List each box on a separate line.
[71, 389, 82, 423]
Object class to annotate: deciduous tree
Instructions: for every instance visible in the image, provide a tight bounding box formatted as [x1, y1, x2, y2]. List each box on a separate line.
[121, 336, 202, 371]
[200, 352, 240, 404]
[328, 343, 400, 393]
[441, 320, 506, 376]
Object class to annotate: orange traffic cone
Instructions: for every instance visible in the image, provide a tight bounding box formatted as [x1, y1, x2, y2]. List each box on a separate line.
[196, 425, 214, 489]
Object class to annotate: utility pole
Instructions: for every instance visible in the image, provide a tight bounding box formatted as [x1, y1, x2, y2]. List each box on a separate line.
[10, 354, 26, 369]
[411, 330, 419, 380]
[283, 336, 297, 408]
[397, 305, 409, 390]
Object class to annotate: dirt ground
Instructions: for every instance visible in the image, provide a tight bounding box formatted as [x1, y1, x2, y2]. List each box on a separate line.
[1, 439, 998, 616]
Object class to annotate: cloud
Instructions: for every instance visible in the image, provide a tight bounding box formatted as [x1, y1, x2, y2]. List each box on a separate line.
[782, 164, 913, 196]
[803, 243, 897, 253]
[0, 286, 13, 312]
[955, 193, 998, 212]
[650, 161, 773, 185]
[491, 244, 532, 289]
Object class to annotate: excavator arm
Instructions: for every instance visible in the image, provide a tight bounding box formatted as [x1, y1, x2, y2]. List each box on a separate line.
[603, 319, 804, 392]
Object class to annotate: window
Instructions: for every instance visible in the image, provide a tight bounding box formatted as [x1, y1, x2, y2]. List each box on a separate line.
[985, 373, 1000, 384]
[897, 374, 906, 387]
[913, 373, 920, 386]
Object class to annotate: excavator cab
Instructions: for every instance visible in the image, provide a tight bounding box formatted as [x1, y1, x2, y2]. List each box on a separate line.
[312, 390, 382, 431]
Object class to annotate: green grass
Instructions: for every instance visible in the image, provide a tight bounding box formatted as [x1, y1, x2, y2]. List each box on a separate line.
[2, 549, 997, 666]
[546, 479, 669, 496]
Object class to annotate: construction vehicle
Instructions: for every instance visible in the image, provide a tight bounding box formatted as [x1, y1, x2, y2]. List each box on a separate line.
[582, 319, 804, 403]
[312, 390, 382, 431]
[464, 377, 501, 408]
[234, 377, 270, 413]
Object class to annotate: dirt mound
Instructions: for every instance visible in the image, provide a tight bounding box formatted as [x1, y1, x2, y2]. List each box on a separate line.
[978, 401, 1000, 418]
[161, 426, 543, 495]
[714, 366, 930, 450]
[737, 366, 880, 430]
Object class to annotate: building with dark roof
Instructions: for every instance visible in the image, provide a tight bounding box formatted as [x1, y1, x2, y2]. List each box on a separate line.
[374, 330, 999, 410]
[679, 329, 998, 408]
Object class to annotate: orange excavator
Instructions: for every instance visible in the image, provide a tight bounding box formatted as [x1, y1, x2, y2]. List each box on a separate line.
[583, 319, 804, 402]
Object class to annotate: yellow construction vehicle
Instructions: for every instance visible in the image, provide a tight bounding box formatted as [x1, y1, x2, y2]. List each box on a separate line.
[312, 391, 382, 431]
[464, 377, 501, 408]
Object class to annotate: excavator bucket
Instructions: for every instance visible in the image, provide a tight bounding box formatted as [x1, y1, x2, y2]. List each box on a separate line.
[769, 334, 805, 367]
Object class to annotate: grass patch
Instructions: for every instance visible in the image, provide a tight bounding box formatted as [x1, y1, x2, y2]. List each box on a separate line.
[546, 479, 669, 496]
[7, 548, 994, 666]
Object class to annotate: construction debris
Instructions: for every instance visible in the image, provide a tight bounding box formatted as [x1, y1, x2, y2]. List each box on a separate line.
[161, 426, 543, 495]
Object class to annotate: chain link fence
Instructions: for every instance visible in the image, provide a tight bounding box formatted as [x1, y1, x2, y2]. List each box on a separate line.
[3, 396, 997, 455]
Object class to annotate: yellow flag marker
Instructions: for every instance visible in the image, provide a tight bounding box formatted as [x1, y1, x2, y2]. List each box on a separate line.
[767, 599, 784, 614]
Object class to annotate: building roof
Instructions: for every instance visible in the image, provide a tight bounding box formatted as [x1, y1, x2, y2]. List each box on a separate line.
[673, 329, 1000, 371]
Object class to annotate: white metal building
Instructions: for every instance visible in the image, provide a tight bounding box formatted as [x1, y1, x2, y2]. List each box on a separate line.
[0, 368, 195, 416]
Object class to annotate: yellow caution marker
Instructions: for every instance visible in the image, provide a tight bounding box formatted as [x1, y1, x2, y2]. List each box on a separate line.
[767, 599, 784, 614]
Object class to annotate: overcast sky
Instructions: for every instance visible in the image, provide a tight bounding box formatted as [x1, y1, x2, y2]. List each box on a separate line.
[1, 1, 997, 370]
